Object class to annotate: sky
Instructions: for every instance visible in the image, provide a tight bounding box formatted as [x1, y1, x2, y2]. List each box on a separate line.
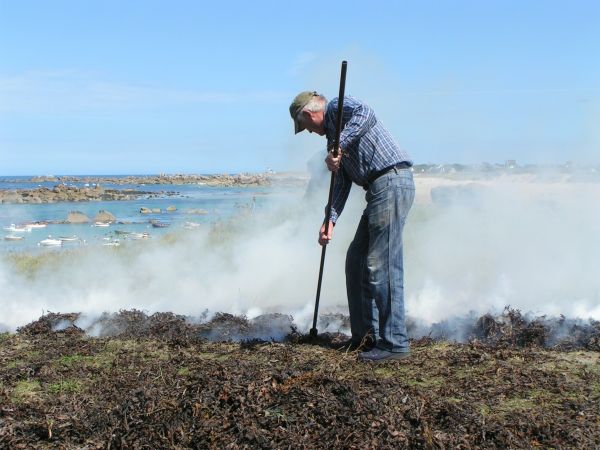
[0, 0, 598, 175]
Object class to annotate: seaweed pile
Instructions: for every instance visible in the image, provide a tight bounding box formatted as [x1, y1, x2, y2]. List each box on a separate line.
[471, 308, 600, 351]
[16, 307, 600, 351]
[1, 310, 599, 448]
[425, 307, 600, 351]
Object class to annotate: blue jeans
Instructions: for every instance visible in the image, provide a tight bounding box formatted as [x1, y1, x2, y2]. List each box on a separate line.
[345, 168, 415, 352]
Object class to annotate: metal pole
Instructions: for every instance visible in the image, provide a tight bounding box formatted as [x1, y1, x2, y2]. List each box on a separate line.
[310, 61, 347, 337]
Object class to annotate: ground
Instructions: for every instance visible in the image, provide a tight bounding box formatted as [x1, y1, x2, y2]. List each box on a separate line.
[0, 312, 599, 449]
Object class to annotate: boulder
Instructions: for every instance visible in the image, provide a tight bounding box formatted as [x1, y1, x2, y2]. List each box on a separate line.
[1, 192, 23, 204]
[94, 210, 116, 223]
[151, 208, 161, 214]
[67, 211, 90, 223]
[166, 205, 177, 212]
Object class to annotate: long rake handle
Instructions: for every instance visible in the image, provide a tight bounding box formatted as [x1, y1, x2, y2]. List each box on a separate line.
[310, 61, 347, 337]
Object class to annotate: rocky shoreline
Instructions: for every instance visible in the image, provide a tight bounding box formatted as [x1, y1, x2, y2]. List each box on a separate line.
[7, 173, 272, 186]
[0, 173, 275, 204]
[0, 184, 178, 204]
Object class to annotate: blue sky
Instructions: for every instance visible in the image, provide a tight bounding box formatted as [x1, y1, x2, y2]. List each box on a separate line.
[0, 0, 598, 175]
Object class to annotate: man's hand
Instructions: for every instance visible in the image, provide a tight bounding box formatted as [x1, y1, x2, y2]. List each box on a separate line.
[325, 150, 342, 172]
[318, 220, 334, 246]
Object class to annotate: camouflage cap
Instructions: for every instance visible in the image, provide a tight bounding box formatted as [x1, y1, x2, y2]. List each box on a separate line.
[289, 91, 319, 134]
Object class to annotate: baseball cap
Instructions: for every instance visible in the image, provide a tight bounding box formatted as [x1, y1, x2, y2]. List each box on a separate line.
[289, 91, 319, 134]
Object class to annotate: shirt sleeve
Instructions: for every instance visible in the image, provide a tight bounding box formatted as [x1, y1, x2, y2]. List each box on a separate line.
[327, 168, 352, 224]
[338, 99, 376, 151]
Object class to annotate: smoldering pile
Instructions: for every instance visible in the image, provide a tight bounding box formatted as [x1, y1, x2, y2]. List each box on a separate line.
[17, 310, 293, 344]
[419, 307, 600, 351]
[15, 307, 600, 351]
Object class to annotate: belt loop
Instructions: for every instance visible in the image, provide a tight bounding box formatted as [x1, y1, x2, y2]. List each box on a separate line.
[393, 166, 398, 174]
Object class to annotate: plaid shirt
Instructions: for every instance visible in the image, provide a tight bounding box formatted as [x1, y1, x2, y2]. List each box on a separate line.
[324, 96, 412, 223]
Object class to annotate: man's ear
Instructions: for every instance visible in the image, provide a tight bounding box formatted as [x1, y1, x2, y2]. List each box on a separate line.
[299, 109, 311, 121]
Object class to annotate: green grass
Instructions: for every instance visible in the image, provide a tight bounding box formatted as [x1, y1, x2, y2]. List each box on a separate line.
[496, 397, 537, 412]
[102, 339, 172, 362]
[373, 367, 396, 379]
[5, 360, 23, 369]
[478, 404, 492, 417]
[5, 252, 68, 278]
[47, 379, 83, 395]
[405, 375, 445, 388]
[11, 380, 41, 404]
[87, 351, 116, 369]
[57, 354, 86, 366]
[177, 367, 191, 376]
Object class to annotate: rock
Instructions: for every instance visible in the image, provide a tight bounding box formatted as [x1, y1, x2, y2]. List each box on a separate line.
[0, 192, 22, 204]
[30, 176, 58, 182]
[140, 207, 152, 214]
[166, 206, 177, 212]
[94, 210, 116, 223]
[67, 211, 90, 223]
[151, 208, 161, 214]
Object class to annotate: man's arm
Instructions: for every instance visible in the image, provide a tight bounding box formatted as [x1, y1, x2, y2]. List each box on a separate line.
[328, 167, 352, 224]
[319, 168, 351, 245]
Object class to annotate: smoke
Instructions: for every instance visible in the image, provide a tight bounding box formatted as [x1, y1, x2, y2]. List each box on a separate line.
[1, 170, 600, 338]
[404, 174, 600, 325]
[0, 167, 359, 332]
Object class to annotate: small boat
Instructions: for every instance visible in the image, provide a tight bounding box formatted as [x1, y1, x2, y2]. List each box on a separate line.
[4, 235, 25, 241]
[130, 232, 150, 240]
[151, 221, 170, 228]
[25, 222, 47, 229]
[59, 235, 79, 242]
[92, 222, 110, 227]
[38, 237, 62, 247]
[3, 224, 32, 233]
[184, 221, 202, 229]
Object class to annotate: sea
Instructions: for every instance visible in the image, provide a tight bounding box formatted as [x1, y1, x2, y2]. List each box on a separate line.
[0, 175, 302, 252]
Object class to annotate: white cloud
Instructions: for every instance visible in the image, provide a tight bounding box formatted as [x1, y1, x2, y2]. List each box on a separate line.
[0, 70, 286, 114]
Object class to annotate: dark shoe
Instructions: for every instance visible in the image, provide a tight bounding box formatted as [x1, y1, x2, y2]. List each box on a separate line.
[358, 348, 410, 362]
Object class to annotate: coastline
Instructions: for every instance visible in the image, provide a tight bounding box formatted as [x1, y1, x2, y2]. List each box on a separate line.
[2, 170, 599, 205]
[0, 173, 275, 204]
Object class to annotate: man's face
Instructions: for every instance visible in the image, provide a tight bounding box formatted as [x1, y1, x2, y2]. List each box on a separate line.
[298, 110, 325, 136]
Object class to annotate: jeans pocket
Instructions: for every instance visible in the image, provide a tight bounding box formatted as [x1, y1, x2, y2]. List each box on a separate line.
[392, 170, 415, 189]
[368, 174, 390, 197]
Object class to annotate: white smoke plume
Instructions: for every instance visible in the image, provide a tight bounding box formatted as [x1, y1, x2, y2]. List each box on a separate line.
[405, 173, 600, 325]
[1, 169, 600, 336]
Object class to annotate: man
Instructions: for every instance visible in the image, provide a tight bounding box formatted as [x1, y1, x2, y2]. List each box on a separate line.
[289, 91, 415, 362]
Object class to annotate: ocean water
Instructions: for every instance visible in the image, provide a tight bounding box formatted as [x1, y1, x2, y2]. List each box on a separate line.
[0, 176, 299, 252]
